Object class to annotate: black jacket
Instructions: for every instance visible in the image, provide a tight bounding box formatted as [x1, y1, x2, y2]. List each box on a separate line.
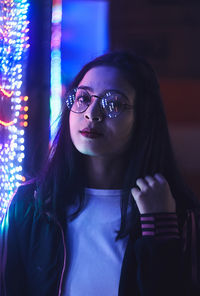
[0, 183, 200, 296]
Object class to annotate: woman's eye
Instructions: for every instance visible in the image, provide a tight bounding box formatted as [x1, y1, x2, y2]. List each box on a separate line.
[76, 95, 90, 104]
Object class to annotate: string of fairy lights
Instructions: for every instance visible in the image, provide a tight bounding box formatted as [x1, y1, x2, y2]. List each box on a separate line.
[0, 0, 30, 222]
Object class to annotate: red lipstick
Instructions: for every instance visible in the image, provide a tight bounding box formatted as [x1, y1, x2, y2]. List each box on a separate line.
[80, 128, 103, 139]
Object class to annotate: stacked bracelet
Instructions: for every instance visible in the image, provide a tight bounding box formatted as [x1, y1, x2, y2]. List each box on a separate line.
[140, 212, 180, 239]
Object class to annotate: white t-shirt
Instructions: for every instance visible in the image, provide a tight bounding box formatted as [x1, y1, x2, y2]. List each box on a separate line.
[63, 188, 131, 296]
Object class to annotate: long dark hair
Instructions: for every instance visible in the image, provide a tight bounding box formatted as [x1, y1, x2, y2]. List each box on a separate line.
[36, 50, 198, 239]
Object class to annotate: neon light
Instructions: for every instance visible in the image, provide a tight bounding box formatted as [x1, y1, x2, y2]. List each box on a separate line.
[0, 87, 14, 97]
[0, 0, 30, 223]
[50, 0, 62, 143]
[0, 120, 15, 127]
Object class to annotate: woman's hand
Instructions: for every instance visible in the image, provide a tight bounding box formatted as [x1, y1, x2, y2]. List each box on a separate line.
[131, 173, 176, 214]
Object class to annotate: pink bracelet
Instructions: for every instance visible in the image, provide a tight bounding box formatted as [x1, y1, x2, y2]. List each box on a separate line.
[140, 212, 180, 239]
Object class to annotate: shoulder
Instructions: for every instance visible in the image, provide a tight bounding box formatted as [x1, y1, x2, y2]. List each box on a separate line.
[5, 181, 37, 226]
[0, 182, 38, 248]
[12, 181, 36, 205]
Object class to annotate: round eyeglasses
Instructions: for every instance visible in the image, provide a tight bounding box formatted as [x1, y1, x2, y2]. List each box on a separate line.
[65, 88, 134, 119]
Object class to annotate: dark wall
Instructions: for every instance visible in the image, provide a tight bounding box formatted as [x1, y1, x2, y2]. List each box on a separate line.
[110, 0, 200, 198]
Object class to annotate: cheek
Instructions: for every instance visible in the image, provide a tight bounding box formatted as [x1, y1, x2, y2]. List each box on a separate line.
[115, 114, 134, 138]
[69, 112, 79, 141]
[109, 113, 134, 150]
[69, 112, 73, 137]
[69, 112, 74, 130]
[69, 111, 81, 129]
[69, 112, 86, 152]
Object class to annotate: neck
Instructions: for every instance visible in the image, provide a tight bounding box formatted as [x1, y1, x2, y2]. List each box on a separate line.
[84, 155, 129, 189]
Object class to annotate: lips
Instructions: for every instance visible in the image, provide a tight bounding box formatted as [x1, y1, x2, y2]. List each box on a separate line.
[80, 128, 103, 138]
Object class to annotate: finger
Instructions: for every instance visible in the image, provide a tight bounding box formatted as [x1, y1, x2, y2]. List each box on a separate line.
[131, 187, 141, 199]
[154, 173, 166, 184]
[136, 178, 148, 191]
[144, 175, 156, 187]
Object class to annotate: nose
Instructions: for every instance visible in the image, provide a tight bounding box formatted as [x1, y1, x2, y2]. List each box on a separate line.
[84, 98, 103, 122]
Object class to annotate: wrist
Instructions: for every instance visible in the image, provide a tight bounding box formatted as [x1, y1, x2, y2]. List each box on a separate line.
[140, 212, 180, 239]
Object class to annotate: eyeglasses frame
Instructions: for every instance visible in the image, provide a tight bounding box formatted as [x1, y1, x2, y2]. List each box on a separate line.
[66, 88, 134, 119]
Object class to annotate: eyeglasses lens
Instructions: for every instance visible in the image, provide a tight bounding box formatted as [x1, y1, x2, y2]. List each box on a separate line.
[101, 93, 124, 118]
[66, 89, 125, 118]
[74, 89, 91, 112]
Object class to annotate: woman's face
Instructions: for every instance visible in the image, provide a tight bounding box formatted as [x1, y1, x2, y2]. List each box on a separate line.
[69, 66, 135, 158]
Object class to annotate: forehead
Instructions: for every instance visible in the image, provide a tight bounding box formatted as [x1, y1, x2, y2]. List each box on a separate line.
[78, 66, 135, 100]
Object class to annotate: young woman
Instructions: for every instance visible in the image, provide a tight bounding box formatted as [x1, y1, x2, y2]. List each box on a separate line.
[1, 51, 200, 296]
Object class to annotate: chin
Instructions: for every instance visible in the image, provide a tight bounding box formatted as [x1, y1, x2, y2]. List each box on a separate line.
[74, 144, 106, 157]
[78, 148, 104, 157]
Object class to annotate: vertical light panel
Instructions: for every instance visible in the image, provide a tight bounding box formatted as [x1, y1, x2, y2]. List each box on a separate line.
[50, 0, 62, 142]
[61, 1, 109, 85]
[0, 0, 30, 222]
[50, 1, 109, 142]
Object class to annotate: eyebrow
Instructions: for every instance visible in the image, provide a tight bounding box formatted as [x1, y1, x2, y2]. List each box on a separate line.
[77, 85, 129, 102]
[78, 85, 93, 92]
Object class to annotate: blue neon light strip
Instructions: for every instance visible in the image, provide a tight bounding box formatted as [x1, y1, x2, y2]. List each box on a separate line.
[50, 0, 62, 143]
[50, 1, 109, 143]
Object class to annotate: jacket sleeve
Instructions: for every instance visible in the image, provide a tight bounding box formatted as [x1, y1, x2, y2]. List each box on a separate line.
[181, 208, 200, 295]
[134, 212, 187, 296]
[0, 185, 34, 296]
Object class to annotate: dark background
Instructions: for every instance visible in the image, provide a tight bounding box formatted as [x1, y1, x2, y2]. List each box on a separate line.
[109, 0, 200, 198]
